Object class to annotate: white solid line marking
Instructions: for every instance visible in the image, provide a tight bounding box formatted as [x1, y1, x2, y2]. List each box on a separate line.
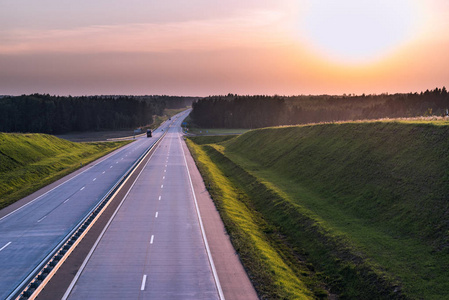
[37, 216, 47, 223]
[102, 171, 105, 174]
[110, 166, 113, 168]
[64, 198, 70, 203]
[179, 134, 225, 300]
[141, 274, 147, 291]
[155, 212, 158, 218]
[150, 235, 154, 244]
[158, 196, 161, 201]
[0, 242, 11, 252]
[161, 185, 163, 189]
[93, 178, 96, 181]
[80, 187, 85, 191]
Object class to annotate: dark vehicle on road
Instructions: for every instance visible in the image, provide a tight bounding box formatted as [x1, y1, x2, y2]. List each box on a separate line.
[146, 129, 152, 137]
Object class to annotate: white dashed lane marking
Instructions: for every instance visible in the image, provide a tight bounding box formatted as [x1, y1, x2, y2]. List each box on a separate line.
[141, 274, 147, 291]
[37, 216, 47, 223]
[0, 242, 11, 252]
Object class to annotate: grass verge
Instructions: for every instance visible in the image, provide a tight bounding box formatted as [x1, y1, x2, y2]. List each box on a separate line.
[187, 137, 328, 299]
[0, 133, 130, 210]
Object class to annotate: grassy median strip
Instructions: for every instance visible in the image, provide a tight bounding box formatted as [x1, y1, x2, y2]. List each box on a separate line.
[0, 133, 130, 210]
[188, 121, 449, 299]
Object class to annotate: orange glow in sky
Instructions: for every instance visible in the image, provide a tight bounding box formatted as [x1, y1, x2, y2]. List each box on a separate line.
[0, 0, 448, 96]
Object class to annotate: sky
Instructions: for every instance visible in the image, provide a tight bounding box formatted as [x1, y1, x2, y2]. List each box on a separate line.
[1, 0, 448, 96]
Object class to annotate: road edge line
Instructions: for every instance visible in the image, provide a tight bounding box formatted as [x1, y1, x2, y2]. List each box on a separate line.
[179, 133, 225, 300]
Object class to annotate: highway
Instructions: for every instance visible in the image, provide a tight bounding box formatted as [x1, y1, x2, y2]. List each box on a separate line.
[63, 114, 221, 299]
[0, 116, 176, 299]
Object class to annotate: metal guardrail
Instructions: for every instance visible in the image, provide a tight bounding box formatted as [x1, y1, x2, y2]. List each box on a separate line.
[7, 132, 167, 300]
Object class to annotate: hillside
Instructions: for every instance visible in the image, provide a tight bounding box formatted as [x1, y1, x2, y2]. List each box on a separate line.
[187, 121, 449, 299]
[0, 133, 129, 209]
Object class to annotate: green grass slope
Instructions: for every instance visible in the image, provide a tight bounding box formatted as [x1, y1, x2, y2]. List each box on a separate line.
[187, 138, 327, 299]
[0, 133, 129, 209]
[188, 121, 449, 299]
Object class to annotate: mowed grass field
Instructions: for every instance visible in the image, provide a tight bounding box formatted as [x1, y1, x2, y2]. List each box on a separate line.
[0, 133, 130, 209]
[187, 121, 449, 299]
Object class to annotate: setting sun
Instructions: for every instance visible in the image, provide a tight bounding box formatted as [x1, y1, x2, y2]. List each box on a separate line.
[301, 0, 423, 64]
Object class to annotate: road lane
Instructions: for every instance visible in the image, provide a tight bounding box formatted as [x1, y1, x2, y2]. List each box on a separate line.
[65, 115, 220, 300]
[0, 118, 178, 299]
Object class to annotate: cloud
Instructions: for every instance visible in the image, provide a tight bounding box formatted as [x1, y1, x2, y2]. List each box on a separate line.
[0, 10, 288, 55]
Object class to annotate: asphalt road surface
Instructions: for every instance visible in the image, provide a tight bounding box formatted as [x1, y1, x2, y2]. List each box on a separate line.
[0, 117, 174, 299]
[64, 114, 222, 299]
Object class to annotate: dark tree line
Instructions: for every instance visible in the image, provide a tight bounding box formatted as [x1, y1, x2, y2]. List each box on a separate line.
[0, 94, 195, 134]
[190, 95, 287, 128]
[190, 88, 449, 128]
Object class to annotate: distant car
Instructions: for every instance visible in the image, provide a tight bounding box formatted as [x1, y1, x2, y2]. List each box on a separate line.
[169, 118, 171, 120]
[146, 129, 152, 137]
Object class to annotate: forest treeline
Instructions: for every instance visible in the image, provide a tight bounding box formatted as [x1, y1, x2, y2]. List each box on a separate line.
[190, 87, 449, 128]
[0, 94, 195, 134]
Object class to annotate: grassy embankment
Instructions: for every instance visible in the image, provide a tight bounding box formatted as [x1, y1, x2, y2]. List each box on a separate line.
[0, 133, 130, 209]
[187, 121, 449, 299]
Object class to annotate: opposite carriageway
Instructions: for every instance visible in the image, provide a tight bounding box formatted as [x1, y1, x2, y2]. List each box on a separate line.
[0, 116, 176, 299]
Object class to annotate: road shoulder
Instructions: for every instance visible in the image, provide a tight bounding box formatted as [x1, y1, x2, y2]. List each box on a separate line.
[182, 138, 258, 300]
